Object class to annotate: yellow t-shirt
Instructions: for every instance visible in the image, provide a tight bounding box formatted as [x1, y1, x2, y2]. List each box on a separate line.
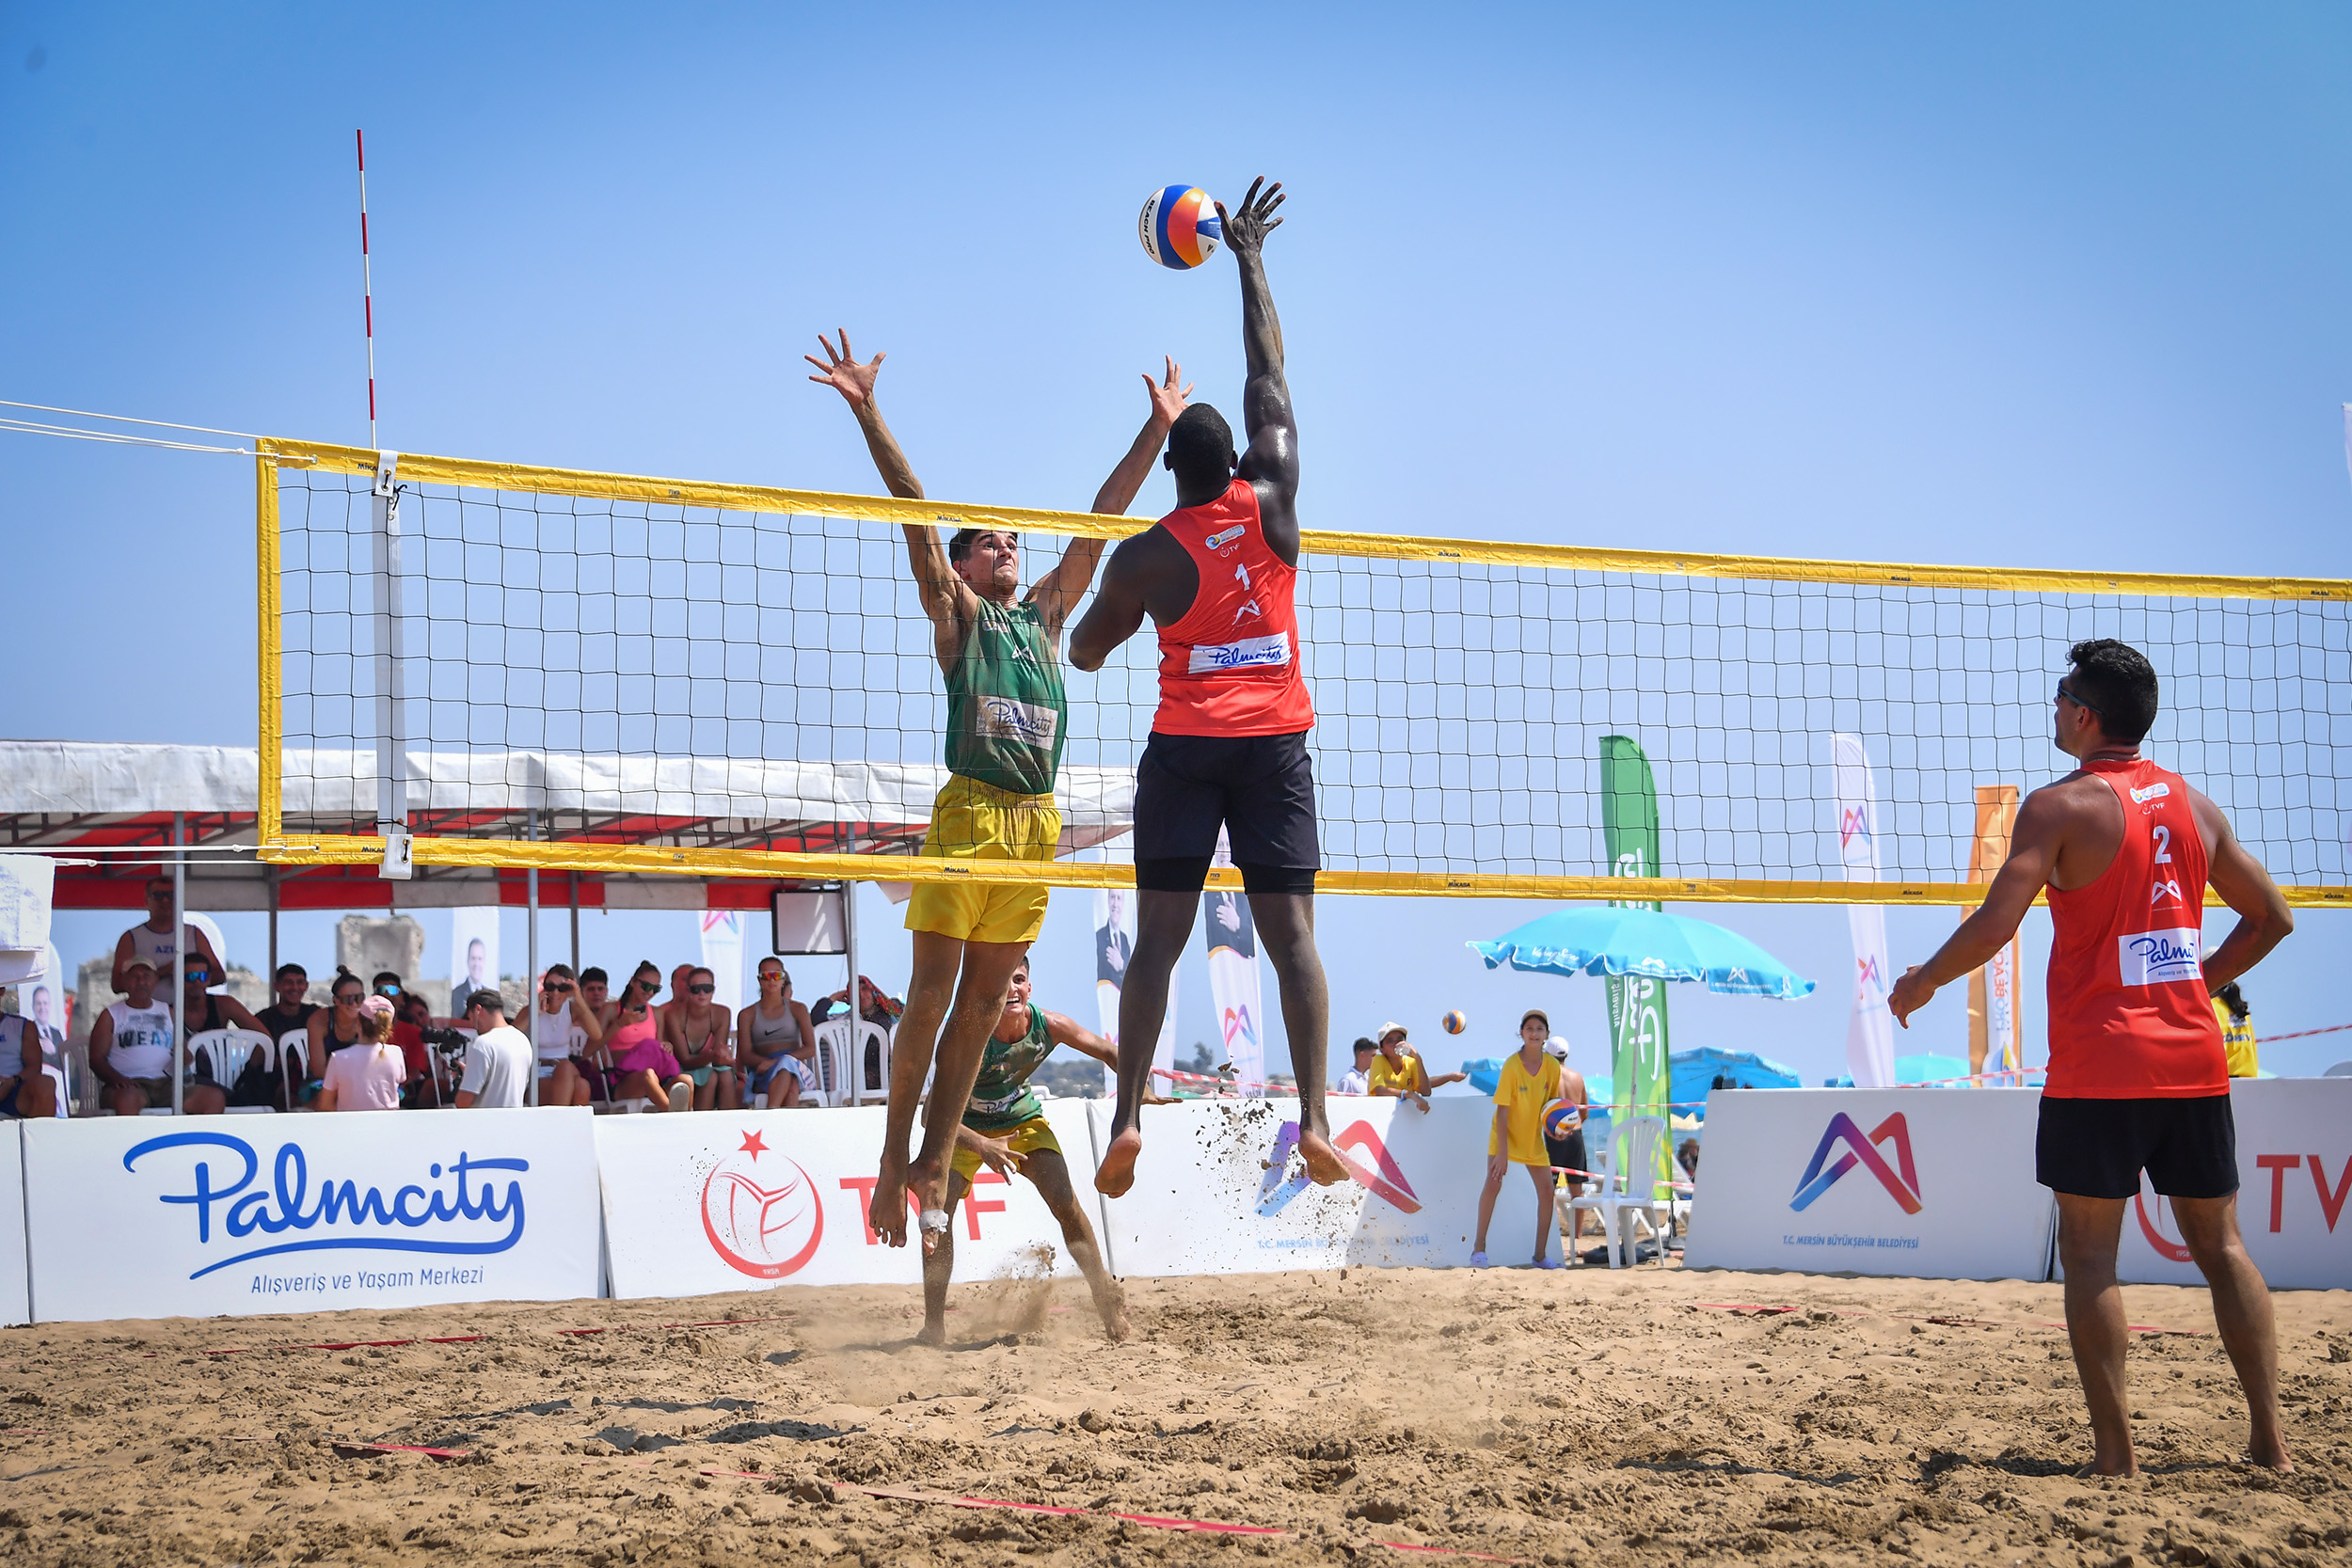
[2213, 997, 2258, 1078]
[1488, 1052, 1565, 1165]
[1368, 1051, 1428, 1099]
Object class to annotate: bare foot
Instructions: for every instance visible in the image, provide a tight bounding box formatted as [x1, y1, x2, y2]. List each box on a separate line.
[1095, 1127, 1142, 1197]
[869, 1156, 910, 1248]
[1296, 1127, 1350, 1188]
[914, 1321, 946, 1348]
[2074, 1457, 2137, 1480]
[1101, 1299, 1133, 1344]
[2247, 1437, 2295, 1473]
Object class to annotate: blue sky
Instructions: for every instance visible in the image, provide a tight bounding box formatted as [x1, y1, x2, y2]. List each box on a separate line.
[6, 4, 2349, 1083]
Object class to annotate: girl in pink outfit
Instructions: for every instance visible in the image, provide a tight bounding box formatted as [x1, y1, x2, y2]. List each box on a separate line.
[606, 987, 693, 1112]
[316, 996, 407, 1112]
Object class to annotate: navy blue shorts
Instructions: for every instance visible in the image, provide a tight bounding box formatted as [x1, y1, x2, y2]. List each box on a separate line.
[2036, 1093, 2237, 1201]
[1133, 729, 1319, 895]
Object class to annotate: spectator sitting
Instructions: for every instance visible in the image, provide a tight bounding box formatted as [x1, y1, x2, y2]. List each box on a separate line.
[1335, 1037, 1376, 1095]
[739, 958, 818, 1108]
[0, 988, 59, 1120]
[812, 975, 904, 1100]
[254, 962, 324, 1108]
[531, 964, 602, 1107]
[316, 997, 408, 1111]
[1367, 1022, 1465, 1108]
[1471, 1007, 1566, 1269]
[603, 979, 693, 1112]
[89, 961, 177, 1116]
[656, 962, 695, 1030]
[665, 965, 739, 1110]
[1677, 1137, 1700, 1182]
[454, 990, 533, 1109]
[178, 958, 267, 1115]
[310, 969, 407, 1105]
[111, 877, 224, 994]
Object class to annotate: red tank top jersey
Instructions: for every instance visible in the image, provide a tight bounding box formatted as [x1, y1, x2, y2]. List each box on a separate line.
[2042, 758, 2227, 1099]
[1150, 478, 1315, 736]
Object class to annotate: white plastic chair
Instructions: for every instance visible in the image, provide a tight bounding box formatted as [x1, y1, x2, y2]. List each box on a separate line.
[807, 1019, 855, 1108]
[1563, 1115, 1674, 1269]
[278, 1028, 313, 1108]
[188, 1028, 279, 1111]
[852, 1019, 891, 1103]
[40, 1063, 68, 1117]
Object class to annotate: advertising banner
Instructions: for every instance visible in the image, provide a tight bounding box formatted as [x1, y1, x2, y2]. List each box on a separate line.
[1599, 736, 1671, 1143]
[450, 907, 501, 1002]
[1966, 784, 2025, 1082]
[1201, 885, 1265, 1095]
[700, 910, 745, 1012]
[1089, 1097, 1528, 1277]
[2112, 1080, 2352, 1291]
[596, 1101, 1105, 1298]
[0, 1122, 24, 1326]
[23, 1109, 604, 1323]
[1832, 733, 1898, 1087]
[1685, 1088, 2054, 1280]
[1093, 889, 1130, 1097]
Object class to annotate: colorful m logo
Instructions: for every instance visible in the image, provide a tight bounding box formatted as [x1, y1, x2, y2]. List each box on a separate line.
[1789, 1112, 1922, 1215]
[1257, 1120, 1422, 1216]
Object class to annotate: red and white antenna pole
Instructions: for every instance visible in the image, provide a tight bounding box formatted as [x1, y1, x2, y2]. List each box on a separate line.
[357, 128, 378, 448]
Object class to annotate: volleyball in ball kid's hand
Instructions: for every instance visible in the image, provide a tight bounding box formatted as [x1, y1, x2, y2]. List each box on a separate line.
[1541, 1099, 1583, 1144]
[1139, 184, 1221, 269]
[1440, 1009, 1467, 1035]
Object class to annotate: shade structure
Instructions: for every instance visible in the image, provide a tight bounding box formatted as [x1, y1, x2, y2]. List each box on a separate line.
[1468, 905, 1816, 999]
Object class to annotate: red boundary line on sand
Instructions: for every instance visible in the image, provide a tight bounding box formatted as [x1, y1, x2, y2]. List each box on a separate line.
[1692, 1302, 2204, 1336]
[333, 1441, 469, 1460]
[698, 1469, 1531, 1561]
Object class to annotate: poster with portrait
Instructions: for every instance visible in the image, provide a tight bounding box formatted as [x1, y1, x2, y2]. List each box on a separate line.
[449, 908, 501, 1007]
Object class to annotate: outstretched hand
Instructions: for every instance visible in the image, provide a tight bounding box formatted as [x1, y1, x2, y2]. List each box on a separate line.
[806, 329, 883, 409]
[1888, 964, 1933, 1027]
[1143, 356, 1192, 427]
[1216, 176, 1284, 256]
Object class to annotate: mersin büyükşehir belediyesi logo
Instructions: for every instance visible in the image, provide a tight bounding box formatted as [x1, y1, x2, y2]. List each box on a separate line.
[1257, 1119, 1421, 1216]
[124, 1131, 528, 1279]
[1789, 1112, 1922, 1215]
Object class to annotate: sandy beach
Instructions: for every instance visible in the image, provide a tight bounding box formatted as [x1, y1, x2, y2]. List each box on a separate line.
[1, 1263, 2345, 1565]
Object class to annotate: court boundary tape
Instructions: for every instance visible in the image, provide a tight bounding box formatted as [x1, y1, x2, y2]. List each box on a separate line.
[1693, 1302, 2206, 1335]
[695, 1466, 1532, 1561]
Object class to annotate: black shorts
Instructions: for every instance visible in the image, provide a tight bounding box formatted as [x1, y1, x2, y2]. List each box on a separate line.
[1546, 1130, 1590, 1182]
[2035, 1093, 2238, 1201]
[1134, 729, 1319, 895]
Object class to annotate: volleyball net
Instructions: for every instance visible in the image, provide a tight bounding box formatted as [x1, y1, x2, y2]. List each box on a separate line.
[254, 436, 2351, 905]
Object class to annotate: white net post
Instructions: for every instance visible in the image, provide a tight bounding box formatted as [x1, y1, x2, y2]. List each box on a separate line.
[369, 451, 409, 843]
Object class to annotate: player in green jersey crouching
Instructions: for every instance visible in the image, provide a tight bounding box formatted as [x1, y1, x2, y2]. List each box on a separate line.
[919, 955, 1133, 1346]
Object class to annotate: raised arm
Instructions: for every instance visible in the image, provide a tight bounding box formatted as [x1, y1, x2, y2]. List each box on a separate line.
[2193, 788, 2294, 990]
[806, 330, 975, 636]
[1027, 359, 1191, 636]
[1219, 178, 1299, 563]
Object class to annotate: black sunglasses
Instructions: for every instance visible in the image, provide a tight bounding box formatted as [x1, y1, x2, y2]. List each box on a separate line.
[542, 981, 572, 994]
[2055, 679, 2105, 718]
[689, 984, 715, 995]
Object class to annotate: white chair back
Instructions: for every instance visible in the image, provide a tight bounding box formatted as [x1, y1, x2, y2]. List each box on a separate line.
[40, 1063, 68, 1117]
[1602, 1115, 1672, 1203]
[808, 1018, 854, 1108]
[278, 1028, 312, 1089]
[852, 1019, 891, 1103]
[190, 1027, 276, 1092]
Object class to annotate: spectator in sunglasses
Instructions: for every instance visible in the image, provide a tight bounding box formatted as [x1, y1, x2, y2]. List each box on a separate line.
[664, 965, 738, 1110]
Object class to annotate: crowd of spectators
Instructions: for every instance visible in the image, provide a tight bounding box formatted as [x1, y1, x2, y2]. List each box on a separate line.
[1, 888, 882, 1118]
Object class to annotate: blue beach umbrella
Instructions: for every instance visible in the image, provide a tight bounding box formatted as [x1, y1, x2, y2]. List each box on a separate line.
[1468, 906, 1817, 999]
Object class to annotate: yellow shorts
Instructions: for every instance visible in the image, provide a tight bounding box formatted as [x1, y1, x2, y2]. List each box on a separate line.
[904, 774, 1060, 947]
[950, 1114, 1063, 1184]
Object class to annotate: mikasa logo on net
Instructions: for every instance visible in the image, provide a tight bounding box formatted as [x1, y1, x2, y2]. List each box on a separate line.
[2120, 927, 2201, 986]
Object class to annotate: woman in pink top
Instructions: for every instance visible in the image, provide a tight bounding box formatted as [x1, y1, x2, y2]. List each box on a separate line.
[607, 988, 693, 1112]
[316, 997, 407, 1112]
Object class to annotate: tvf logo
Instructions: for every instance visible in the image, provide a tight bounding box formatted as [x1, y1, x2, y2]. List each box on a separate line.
[1257, 1120, 1420, 1216]
[2136, 1152, 2352, 1261]
[1789, 1112, 1922, 1215]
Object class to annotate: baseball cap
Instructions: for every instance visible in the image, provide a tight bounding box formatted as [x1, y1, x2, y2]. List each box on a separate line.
[1375, 1021, 1408, 1043]
[1542, 1037, 1569, 1060]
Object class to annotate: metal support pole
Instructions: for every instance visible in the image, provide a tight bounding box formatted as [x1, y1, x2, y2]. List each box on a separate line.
[171, 812, 185, 1116]
[840, 880, 860, 1101]
[526, 811, 540, 1107]
[568, 860, 580, 971]
[266, 865, 279, 981]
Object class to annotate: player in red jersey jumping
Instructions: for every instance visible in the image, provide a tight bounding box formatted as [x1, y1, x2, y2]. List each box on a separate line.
[1891, 639, 2296, 1476]
[1071, 177, 1348, 1197]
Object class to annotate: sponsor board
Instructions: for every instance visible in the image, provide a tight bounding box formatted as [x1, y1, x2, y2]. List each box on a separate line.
[2111, 1079, 2352, 1291]
[1684, 1089, 2054, 1281]
[595, 1101, 1105, 1298]
[23, 1109, 603, 1323]
[1089, 1097, 1534, 1276]
[0, 1122, 24, 1326]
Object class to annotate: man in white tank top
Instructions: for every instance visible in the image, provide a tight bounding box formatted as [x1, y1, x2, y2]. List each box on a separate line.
[112, 878, 222, 994]
[89, 961, 181, 1115]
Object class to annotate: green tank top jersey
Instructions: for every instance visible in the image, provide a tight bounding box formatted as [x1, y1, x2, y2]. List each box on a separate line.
[962, 1003, 1055, 1134]
[945, 595, 1067, 798]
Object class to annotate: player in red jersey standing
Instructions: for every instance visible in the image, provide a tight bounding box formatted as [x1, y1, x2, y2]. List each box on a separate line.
[1072, 177, 1348, 1198]
[1890, 640, 2295, 1476]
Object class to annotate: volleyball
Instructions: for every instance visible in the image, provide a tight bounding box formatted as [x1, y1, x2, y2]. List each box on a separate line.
[1439, 1009, 1467, 1035]
[1541, 1099, 1582, 1144]
[1139, 184, 1221, 270]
